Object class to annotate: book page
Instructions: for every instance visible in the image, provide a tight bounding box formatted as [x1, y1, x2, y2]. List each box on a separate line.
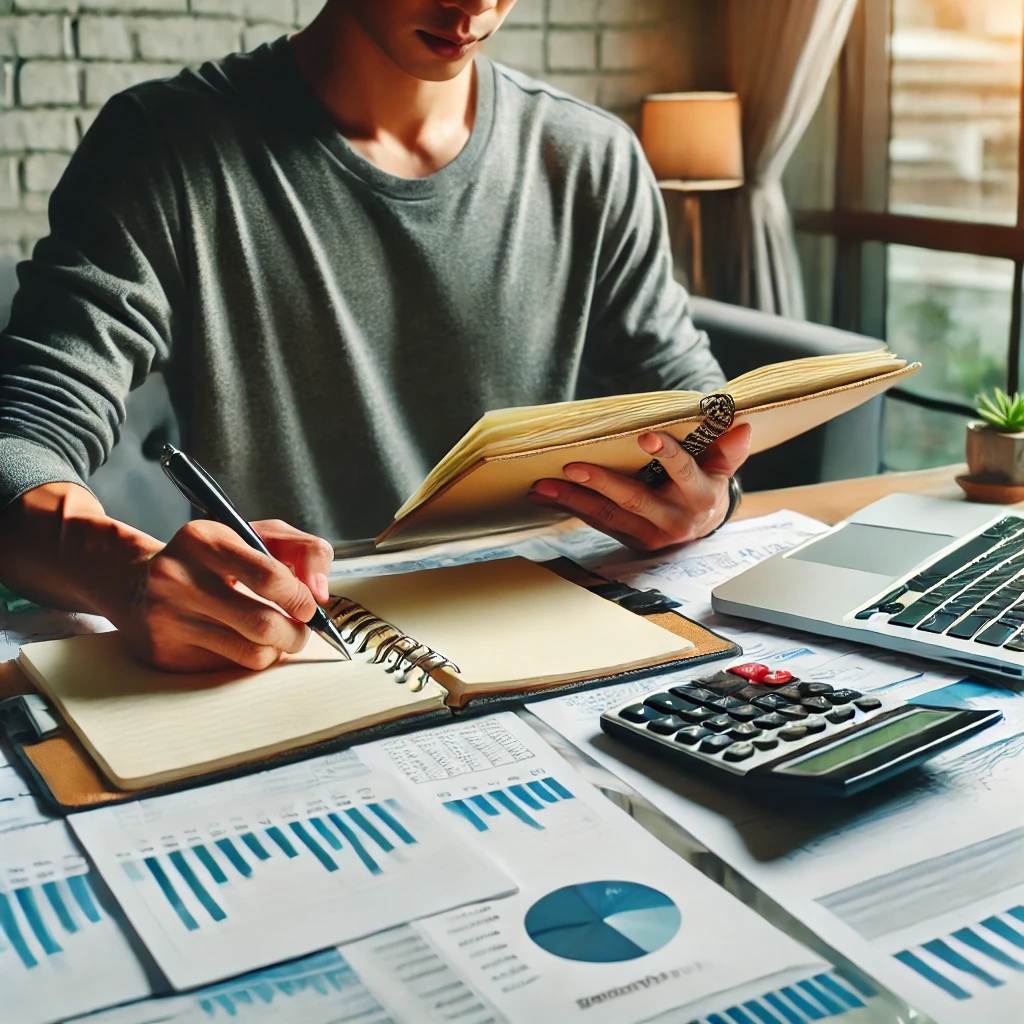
[18, 633, 448, 790]
[332, 558, 693, 701]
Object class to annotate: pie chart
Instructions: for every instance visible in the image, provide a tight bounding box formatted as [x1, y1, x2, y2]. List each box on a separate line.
[524, 880, 680, 963]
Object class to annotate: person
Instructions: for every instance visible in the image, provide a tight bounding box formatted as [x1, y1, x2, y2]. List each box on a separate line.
[0, 0, 751, 673]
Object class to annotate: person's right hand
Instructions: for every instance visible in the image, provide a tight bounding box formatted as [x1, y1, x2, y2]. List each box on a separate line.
[118, 518, 335, 672]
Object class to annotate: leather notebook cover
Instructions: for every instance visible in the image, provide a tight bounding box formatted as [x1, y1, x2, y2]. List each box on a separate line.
[377, 365, 918, 549]
[0, 560, 739, 814]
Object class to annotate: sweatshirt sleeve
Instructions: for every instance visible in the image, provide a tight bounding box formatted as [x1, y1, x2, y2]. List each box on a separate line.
[0, 90, 185, 512]
[581, 128, 726, 398]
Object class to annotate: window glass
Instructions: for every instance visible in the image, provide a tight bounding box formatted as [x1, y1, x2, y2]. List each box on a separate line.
[887, 245, 1012, 403]
[890, 0, 1023, 224]
[883, 244, 1013, 470]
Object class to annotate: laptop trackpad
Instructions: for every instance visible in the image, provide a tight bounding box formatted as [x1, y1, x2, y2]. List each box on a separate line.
[787, 523, 954, 576]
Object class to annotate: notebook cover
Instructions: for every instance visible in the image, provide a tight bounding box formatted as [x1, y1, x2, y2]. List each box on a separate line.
[0, 561, 738, 814]
[376, 364, 919, 550]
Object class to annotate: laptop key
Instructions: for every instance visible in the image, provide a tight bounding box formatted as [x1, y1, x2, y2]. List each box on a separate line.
[946, 614, 992, 641]
[1004, 634, 1024, 653]
[917, 611, 961, 634]
[975, 622, 1018, 647]
[888, 597, 942, 627]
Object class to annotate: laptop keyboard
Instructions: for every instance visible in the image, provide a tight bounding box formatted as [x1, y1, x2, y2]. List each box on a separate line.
[857, 515, 1024, 651]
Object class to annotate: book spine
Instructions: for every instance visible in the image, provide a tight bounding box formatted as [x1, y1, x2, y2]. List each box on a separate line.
[323, 597, 460, 691]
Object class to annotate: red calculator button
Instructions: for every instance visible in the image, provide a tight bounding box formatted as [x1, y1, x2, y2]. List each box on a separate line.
[727, 663, 770, 682]
[762, 670, 794, 686]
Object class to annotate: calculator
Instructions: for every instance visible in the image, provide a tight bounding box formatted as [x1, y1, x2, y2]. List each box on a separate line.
[599, 662, 1002, 797]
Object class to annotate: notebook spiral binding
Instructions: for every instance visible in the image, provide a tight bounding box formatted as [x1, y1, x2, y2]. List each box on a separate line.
[324, 597, 461, 692]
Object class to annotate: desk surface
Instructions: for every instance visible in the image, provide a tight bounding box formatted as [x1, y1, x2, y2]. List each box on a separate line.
[734, 462, 970, 525]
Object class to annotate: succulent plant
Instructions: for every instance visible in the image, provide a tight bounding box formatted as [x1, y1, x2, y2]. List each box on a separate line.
[976, 388, 1024, 433]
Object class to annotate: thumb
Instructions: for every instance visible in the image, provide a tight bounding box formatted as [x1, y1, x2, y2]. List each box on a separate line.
[698, 423, 751, 478]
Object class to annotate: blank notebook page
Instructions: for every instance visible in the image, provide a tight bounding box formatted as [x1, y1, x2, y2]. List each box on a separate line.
[333, 557, 694, 694]
[17, 634, 447, 790]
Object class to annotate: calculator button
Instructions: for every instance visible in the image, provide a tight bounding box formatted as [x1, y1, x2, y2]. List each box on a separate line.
[799, 682, 834, 697]
[803, 715, 827, 733]
[723, 742, 755, 762]
[854, 696, 882, 711]
[762, 670, 794, 685]
[675, 726, 710, 746]
[647, 715, 686, 735]
[620, 704, 663, 724]
[726, 704, 760, 721]
[669, 685, 716, 705]
[778, 705, 809, 720]
[729, 722, 761, 740]
[679, 705, 716, 724]
[801, 696, 833, 713]
[753, 712, 787, 730]
[708, 695, 747, 711]
[700, 734, 735, 754]
[752, 693, 790, 711]
[698, 670, 748, 690]
[775, 684, 804, 701]
[826, 689, 862, 705]
[753, 735, 779, 751]
[826, 706, 856, 724]
[779, 724, 809, 741]
[727, 663, 770, 682]
[704, 714, 734, 732]
[644, 693, 696, 716]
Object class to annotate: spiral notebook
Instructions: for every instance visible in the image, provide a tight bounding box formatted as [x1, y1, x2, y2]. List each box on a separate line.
[11, 558, 738, 799]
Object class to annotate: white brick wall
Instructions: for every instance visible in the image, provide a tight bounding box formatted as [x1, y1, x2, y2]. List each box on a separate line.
[0, 0, 693, 255]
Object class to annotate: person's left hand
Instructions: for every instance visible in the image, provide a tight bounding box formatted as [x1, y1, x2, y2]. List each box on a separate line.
[527, 423, 751, 553]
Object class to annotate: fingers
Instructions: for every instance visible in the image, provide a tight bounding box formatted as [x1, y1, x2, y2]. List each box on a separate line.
[528, 423, 752, 552]
[171, 520, 319, 623]
[140, 613, 285, 673]
[146, 556, 309, 655]
[254, 520, 334, 603]
[696, 423, 752, 478]
[529, 479, 668, 551]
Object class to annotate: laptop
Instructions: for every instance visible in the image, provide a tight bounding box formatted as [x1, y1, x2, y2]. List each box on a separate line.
[712, 493, 1024, 681]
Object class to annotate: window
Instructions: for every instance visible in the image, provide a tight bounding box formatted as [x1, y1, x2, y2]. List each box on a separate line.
[785, 0, 1024, 471]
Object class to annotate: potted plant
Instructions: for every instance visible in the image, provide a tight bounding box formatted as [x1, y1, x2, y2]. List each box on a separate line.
[964, 388, 1024, 492]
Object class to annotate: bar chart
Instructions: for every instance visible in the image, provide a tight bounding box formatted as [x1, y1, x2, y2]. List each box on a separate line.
[115, 797, 420, 933]
[895, 903, 1024, 1002]
[2, 821, 151, 1024]
[71, 751, 515, 989]
[443, 776, 575, 833]
[690, 968, 879, 1024]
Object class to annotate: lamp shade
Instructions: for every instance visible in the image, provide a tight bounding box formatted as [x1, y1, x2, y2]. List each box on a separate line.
[640, 92, 744, 191]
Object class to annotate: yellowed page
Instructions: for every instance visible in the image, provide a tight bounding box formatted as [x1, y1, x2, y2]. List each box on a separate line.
[394, 350, 903, 517]
[17, 633, 448, 790]
[332, 557, 693, 697]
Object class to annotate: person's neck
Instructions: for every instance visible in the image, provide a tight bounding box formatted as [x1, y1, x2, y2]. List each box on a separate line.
[289, 8, 476, 179]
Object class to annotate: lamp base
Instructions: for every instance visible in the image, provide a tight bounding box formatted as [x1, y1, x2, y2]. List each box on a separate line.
[682, 193, 706, 296]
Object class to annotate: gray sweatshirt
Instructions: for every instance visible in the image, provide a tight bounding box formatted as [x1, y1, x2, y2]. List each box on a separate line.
[0, 39, 724, 541]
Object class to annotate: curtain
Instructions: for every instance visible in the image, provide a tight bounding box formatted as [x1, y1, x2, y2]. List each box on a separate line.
[704, 0, 858, 318]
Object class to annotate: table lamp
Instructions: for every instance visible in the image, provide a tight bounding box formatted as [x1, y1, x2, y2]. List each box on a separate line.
[640, 92, 744, 295]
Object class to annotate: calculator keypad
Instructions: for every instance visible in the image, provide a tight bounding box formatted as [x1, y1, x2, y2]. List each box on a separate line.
[605, 663, 890, 774]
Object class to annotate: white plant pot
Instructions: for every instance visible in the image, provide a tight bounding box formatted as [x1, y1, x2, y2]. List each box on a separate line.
[965, 421, 1024, 485]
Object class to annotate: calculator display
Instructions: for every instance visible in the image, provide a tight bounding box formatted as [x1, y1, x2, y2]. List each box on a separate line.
[780, 709, 961, 776]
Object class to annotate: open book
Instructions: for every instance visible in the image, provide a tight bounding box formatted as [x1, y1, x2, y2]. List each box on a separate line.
[15, 559, 731, 792]
[376, 350, 919, 549]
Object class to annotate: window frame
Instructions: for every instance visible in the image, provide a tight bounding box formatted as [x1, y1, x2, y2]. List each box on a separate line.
[792, 0, 1024, 414]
